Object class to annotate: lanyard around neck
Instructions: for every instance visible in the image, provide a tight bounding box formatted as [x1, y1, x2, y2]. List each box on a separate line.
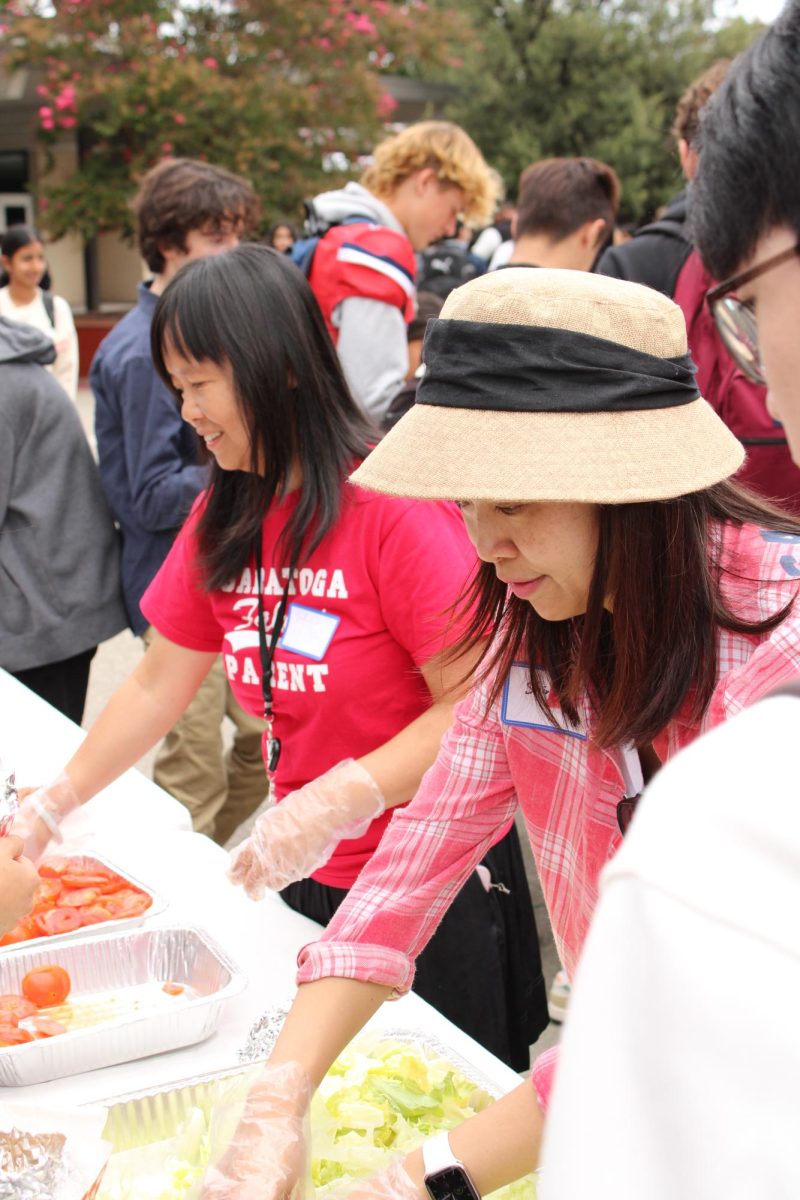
[254, 537, 294, 771]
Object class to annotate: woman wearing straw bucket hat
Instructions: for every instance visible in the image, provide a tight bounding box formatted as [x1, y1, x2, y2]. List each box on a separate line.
[206, 268, 800, 1199]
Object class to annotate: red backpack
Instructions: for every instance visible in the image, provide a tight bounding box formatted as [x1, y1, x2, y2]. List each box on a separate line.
[673, 249, 800, 513]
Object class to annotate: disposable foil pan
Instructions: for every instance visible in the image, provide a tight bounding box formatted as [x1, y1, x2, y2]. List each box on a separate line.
[97, 1026, 502, 1155]
[19, 853, 167, 949]
[0, 925, 246, 1086]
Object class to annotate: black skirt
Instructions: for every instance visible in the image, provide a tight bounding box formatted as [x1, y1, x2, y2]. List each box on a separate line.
[280, 822, 549, 1072]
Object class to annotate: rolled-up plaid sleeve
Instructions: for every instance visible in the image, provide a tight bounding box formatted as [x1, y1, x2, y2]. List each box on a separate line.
[296, 677, 518, 991]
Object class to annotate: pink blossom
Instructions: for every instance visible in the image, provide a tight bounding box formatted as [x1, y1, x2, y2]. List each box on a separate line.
[60, 115, 77, 128]
[55, 84, 76, 111]
[174, 113, 186, 124]
[161, 141, 174, 153]
[202, 57, 218, 68]
[353, 14, 377, 34]
[38, 106, 53, 119]
[373, 0, 389, 11]
[72, 72, 82, 81]
[316, 36, 331, 48]
[41, 117, 55, 131]
[377, 91, 398, 118]
[36, 84, 50, 98]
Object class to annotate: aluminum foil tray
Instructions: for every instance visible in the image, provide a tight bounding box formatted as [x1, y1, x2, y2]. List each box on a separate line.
[17, 853, 167, 950]
[100, 1062, 261, 1153]
[0, 925, 246, 1086]
[97, 1026, 501, 1154]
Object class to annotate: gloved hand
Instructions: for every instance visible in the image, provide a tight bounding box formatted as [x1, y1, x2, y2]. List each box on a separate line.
[228, 759, 385, 899]
[198, 1060, 313, 1200]
[13, 773, 80, 862]
[330, 1157, 423, 1199]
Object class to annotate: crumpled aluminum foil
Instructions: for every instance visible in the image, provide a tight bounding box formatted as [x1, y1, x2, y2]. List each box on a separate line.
[0, 1127, 66, 1199]
[237, 1001, 291, 1063]
[0, 758, 19, 837]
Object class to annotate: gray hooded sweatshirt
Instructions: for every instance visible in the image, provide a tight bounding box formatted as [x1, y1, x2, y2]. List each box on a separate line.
[0, 318, 126, 672]
[310, 182, 412, 423]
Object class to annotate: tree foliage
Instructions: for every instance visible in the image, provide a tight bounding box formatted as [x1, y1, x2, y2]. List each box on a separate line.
[1, 0, 469, 239]
[433, 0, 764, 223]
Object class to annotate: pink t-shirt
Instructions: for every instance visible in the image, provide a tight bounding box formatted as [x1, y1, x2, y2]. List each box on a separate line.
[141, 481, 477, 887]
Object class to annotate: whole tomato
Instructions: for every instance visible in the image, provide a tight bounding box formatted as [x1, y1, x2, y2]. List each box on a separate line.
[21, 965, 71, 1008]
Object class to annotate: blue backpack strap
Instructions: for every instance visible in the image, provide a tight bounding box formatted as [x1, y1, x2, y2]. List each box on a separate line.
[290, 214, 371, 277]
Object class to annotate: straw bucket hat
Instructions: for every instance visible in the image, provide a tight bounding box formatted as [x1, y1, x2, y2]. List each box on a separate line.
[351, 268, 744, 503]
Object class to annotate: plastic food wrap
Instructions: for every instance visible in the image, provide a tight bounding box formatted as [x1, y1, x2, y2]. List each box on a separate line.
[0, 758, 18, 838]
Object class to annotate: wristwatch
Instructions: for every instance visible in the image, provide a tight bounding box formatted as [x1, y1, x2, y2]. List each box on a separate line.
[422, 1130, 482, 1200]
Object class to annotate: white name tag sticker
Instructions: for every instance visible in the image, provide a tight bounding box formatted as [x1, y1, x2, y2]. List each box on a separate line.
[501, 663, 586, 739]
[278, 603, 340, 661]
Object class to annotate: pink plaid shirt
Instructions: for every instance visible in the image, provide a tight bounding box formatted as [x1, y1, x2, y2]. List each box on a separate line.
[297, 522, 800, 993]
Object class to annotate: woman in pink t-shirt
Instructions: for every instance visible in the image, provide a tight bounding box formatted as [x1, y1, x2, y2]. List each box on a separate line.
[197, 268, 800, 1200]
[15, 244, 548, 1069]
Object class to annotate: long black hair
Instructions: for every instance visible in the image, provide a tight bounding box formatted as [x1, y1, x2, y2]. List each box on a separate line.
[151, 244, 376, 588]
[0, 225, 43, 288]
[450, 481, 800, 749]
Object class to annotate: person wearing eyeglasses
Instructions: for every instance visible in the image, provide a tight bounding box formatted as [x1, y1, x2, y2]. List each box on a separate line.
[194, 266, 800, 1200]
[537, 8, 800, 1198]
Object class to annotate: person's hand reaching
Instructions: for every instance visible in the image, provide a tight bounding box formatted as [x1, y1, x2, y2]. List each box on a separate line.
[0, 835, 41, 934]
[13, 773, 79, 862]
[198, 1060, 314, 1199]
[330, 1157, 423, 1199]
[228, 760, 384, 899]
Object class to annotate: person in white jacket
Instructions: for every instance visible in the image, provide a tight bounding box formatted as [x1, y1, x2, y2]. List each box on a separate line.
[0, 225, 79, 402]
[540, 7, 800, 1198]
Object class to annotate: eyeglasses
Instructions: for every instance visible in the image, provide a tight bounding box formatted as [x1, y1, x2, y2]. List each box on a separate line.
[616, 794, 640, 837]
[706, 243, 800, 386]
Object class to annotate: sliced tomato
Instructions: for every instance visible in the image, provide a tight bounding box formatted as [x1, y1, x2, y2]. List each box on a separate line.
[31, 879, 63, 912]
[37, 856, 72, 878]
[21, 965, 71, 1008]
[77, 904, 112, 926]
[27, 1016, 67, 1038]
[0, 916, 38, 946]
[162, 981, 184, 996]
[95, 875, 127, 894]
[0, 996, 38, 1022]
[33, 908, 82, 937]
[0, 1025, 34, 1046]
[57, 887, 100, 908]
[104, 889, 152, 918]
[60, 871, 116, 890]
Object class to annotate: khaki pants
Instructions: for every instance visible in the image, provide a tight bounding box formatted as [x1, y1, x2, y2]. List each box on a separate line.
[142, 629, 267, 844]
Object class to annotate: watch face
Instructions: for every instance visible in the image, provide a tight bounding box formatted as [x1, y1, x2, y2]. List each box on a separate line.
[424, 1166, 481, 1200]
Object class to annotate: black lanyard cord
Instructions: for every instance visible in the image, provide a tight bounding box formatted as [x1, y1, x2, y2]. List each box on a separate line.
[253, 537, 294, 772]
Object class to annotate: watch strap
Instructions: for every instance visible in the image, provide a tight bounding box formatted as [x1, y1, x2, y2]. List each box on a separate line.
[423, 1130, 462, 1175]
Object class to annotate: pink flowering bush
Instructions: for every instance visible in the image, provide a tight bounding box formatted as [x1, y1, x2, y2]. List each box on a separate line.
[4, 0, 471, 240]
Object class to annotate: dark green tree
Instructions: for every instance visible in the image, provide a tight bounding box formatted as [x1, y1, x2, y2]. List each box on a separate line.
[433, 0, 763, 222]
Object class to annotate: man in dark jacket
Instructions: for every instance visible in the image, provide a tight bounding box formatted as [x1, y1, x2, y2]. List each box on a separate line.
[90, 158, 268, 844]
[0, 318, 126, 721]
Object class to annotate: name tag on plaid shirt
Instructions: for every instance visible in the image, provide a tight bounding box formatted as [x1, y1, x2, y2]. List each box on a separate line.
[501, 663, 586, 739]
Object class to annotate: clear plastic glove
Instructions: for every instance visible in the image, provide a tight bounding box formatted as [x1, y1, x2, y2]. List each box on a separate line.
[198, 1060, 313, 1200]
[0, 835, 41, 934]
[228, 759, 385, 899]
[330, 1158, 423, 1199]
[13, 772, 80, 862]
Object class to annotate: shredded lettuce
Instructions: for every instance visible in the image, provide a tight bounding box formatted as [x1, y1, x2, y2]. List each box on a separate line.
[98, 1037, 536, 1200]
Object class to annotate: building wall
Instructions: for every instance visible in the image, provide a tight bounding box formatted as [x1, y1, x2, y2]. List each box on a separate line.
[97, 231, 145, 309]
